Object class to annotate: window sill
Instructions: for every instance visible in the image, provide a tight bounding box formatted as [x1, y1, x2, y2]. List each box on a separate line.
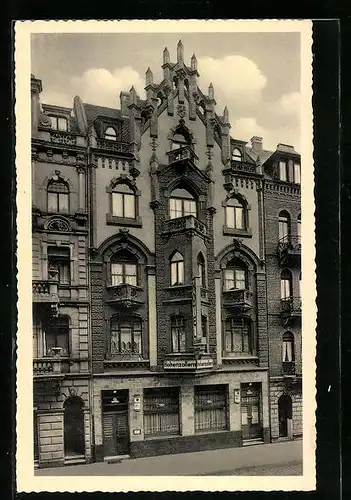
[144, 433, 180, 441]
[223, 226, 252, 237]
[106, 214, 142, 227]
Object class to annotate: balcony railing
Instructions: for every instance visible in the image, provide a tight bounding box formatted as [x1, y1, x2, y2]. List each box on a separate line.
[163, 353, 214, 372]
[33, 358, 63, 377]
[281, 297, 302, 315]
[163, 215, 207, 238]
[166, 145, 198, 165]
[231, 160, 258, 174]
[32, 273, 59, 304]
[222, 288, 253, 311]
[50, 131, 77, 146]
[95, 138, 130, 153]
[278, 235, 301, 264]
[106, 283, 144, 309]
[282, 361, 296, 376]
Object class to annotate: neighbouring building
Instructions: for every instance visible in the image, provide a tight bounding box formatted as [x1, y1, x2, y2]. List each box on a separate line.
[31, 40, 301, 467]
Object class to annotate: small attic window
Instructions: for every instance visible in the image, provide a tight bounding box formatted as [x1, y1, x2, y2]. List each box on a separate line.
[49, 116, 68, 132]
[105, 127, 117, 141]
[232, 148, 242, 162]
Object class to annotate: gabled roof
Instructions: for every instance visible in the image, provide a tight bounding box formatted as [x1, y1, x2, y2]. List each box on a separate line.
[83, 103, 130, 142]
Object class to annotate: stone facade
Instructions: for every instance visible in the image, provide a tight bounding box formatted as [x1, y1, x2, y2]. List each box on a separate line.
[31, 41, 302, 468]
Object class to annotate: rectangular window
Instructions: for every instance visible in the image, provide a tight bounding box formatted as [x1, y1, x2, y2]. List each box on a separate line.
[225, 317, 252, 354]
[44, 317, 70, 356]
[171, 261, 184, 285]
[110, 319, 141, 355]
[169, 198, 196, 219]
[224, 269, 246, 291]
[169, 198, 182, 219]
[279, 161, 287, 181]
[112, 192, 135, 218]
[281, 279, 291, 299]
[48, 246, 70, 285]
[183, 200, 197, 217]
[194, 385, 227, 432]
[226, 206, 244, 230]
[171, 316, 186, 353]
[143, 388, 180, 437]
[49, 116, 67, 131]
[294, 163, 301, 184]
[111, 262, 137, 286]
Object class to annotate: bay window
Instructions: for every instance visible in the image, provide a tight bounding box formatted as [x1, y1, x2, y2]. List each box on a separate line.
[169, 188, 196, 219]
[224, 317, 253, 355]
[171, 315, 186, 353]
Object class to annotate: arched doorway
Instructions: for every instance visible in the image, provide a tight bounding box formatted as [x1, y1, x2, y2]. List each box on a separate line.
[64, 396, 85, 457]
[278, 394, 293, 438]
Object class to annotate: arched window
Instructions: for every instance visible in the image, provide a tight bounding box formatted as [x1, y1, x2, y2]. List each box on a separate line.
[282, 331, 295, 362]
[197, 253, 206, 287]
[110, 250, 138, 286]
[169, 187, 197, 219]
[44, 315, 70, 357]
[171, 315, 186, 353]
[111, 183, 136, 219]
[225, 197, 245, 230]
[171, 124, 191, 150]
[224, 258, 247, 291]
[281, 269, 292, 300]
[47, 179, 69, 213]
[297, 214, 301, 242]
[170, 251, 184, 286]
[225, 317, 253, 355]
[278, 210, 290, 241]
[232, 148, 242, 162]
[110, 315, 142, 355]
[105, 126, 117, 141]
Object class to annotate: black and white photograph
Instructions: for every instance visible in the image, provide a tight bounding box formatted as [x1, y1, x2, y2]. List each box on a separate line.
[15, 20, 315, 492]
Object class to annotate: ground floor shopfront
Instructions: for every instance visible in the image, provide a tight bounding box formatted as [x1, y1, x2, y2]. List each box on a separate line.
[92, 369, 270, 461]
[33, 377, 92, 468]
[269, 378, 303, 441]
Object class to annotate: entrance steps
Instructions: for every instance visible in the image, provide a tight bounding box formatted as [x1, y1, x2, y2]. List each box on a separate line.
[242, 438, 264, 447]
[64, 454, 86, 466]
[104, 454, 131, 464]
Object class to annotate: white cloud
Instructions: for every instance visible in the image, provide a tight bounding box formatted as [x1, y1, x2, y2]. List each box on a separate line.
[233, 116, 300, 152]
[41, 90, 73, 108]
[70, 67, 145, 107]
[198, 55, 267, 112]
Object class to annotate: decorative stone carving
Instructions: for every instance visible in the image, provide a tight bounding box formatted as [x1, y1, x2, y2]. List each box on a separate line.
[177, 104, 186, 118]
[47, 217, 71, 232]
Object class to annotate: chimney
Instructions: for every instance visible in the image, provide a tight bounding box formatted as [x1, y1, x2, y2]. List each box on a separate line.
[251, 136, 263, 154]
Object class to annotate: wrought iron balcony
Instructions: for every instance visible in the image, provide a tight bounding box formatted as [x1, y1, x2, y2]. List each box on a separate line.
[105, 283, 144, 309]
[281, 297, 302, 322]
[50, 131, 77, 146]
[282, 361, 296, 376]
[95, 138, 130, 153]
[166, 145, 198, 165]
[163, 353, 214, 372]
[222, 288, 253, 311]
[163, 215, 207, 238]
[278, 235, 301, 265]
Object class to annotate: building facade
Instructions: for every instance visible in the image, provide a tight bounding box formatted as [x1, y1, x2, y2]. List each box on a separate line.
[31, 41, 301, 467]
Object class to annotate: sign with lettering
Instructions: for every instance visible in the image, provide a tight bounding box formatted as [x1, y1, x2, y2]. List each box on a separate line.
[133, 428, 141, 435]
[163, 358, 214, 370]
[133, 394, 141, 411]
[234, 389, 240, 404]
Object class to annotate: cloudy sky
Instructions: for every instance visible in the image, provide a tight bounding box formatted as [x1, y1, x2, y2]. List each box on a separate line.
[31, 32, 301, 151]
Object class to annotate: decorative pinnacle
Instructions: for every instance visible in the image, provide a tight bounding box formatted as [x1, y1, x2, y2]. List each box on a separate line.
[163, 47, 170, 64]
[191, 53, 197, 71]
[177, 39, 184, 63]
[208, 82, 215, 100]
[130, 86, 138, 105]
[146, 67, 153, 86]
[223, 106, 229, 123]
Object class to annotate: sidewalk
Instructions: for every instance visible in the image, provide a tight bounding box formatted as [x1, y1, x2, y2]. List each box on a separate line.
[35, 440, 303, 476]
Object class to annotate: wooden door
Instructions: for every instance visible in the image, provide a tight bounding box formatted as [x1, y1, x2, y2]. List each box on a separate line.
[103, 411, 129, 457]
[241, 384, 262, 440]
[64, 397, 85, 456]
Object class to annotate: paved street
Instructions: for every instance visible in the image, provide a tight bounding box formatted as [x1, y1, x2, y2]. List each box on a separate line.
[35, 440, 302, 476]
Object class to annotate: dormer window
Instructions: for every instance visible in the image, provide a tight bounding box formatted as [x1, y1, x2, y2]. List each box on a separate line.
[105, 126, 117, 141]
[49, 116, 68, 132]
[232, 148, 242, 162]
[294, 162, 301, 184]
[279, 161, 288, 182]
